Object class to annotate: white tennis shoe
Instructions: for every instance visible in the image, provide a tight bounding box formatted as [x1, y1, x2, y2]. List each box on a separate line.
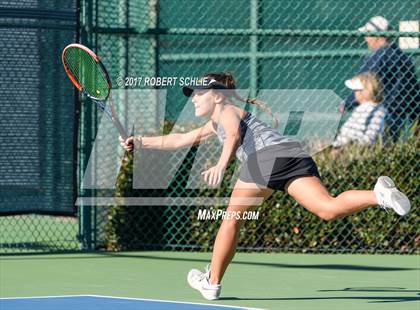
[374, 176, 411, 216]
[187, 265, 221, 300]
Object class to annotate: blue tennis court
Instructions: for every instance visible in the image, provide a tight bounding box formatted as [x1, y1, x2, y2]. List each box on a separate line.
[0, 295, 259, 310]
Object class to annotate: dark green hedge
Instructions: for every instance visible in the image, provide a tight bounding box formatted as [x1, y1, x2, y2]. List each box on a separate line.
[104, 125, 419, 253]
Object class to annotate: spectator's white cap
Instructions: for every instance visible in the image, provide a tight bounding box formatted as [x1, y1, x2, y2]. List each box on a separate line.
[358, 16, 389, 32]
[345, 78, 364, 91]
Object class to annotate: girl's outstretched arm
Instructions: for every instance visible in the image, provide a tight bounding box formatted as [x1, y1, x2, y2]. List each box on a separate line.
[120, 120, 215, 151]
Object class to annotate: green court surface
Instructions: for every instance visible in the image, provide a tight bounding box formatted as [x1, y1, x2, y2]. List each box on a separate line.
[1, 251, 419, 310]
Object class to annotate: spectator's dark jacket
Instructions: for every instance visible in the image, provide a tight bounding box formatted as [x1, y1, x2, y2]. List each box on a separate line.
[345, 43, 419, 127]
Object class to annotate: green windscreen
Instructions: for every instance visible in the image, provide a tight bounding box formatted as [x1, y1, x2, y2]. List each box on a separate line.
[0, 2, 78, 217]
[64, 47, 110, 100]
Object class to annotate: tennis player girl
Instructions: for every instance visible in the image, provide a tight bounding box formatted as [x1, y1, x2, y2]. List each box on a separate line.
[120, 72, 411, 300]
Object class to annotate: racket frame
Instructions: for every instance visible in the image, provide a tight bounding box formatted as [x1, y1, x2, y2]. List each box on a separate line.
[62, 43, 127, 139]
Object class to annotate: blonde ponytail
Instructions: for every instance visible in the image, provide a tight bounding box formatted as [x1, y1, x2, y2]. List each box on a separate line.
[246, 98, 279, 128]
[231, 92, 279, 128]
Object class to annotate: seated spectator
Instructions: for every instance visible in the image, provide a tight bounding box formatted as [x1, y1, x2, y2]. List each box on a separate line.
[342, 16, 419, 140]
[333, 72, 386, 149]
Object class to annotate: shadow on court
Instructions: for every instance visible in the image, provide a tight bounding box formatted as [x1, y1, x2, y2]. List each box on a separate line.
[3, 252, 417, 272]
[318, 287, 420, 293]
[3, 252, 418, 272]
[219, 293, 420, 303]
[220, 286, 420, 303]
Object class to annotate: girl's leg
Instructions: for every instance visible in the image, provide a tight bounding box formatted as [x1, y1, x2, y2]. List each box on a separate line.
[285, 176, 377, 221]
[209, 180, 273, 285]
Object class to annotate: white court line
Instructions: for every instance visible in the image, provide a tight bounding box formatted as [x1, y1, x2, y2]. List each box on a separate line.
[0, 295, 84, 300]
[0, 294, 265, 310]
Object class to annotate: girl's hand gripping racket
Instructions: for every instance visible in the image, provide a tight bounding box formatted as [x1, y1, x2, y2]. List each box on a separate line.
[62, 43, 127, 139]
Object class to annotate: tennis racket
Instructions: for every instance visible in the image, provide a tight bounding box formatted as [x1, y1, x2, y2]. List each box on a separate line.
[62, 43, 127, 139]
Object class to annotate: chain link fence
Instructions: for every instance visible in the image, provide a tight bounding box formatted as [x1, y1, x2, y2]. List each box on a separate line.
[81, 0, 419, 254]
[1, 0, 418, 254]
[0, 0, 80, 253]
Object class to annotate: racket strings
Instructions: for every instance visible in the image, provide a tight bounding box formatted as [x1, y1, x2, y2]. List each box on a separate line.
[64, 47, 109, 100]
[66, 48, 101, 92]
[64, 48, 91, 82]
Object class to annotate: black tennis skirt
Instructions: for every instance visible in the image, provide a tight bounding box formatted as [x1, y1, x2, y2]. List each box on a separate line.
[239, 143, 321, 191]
